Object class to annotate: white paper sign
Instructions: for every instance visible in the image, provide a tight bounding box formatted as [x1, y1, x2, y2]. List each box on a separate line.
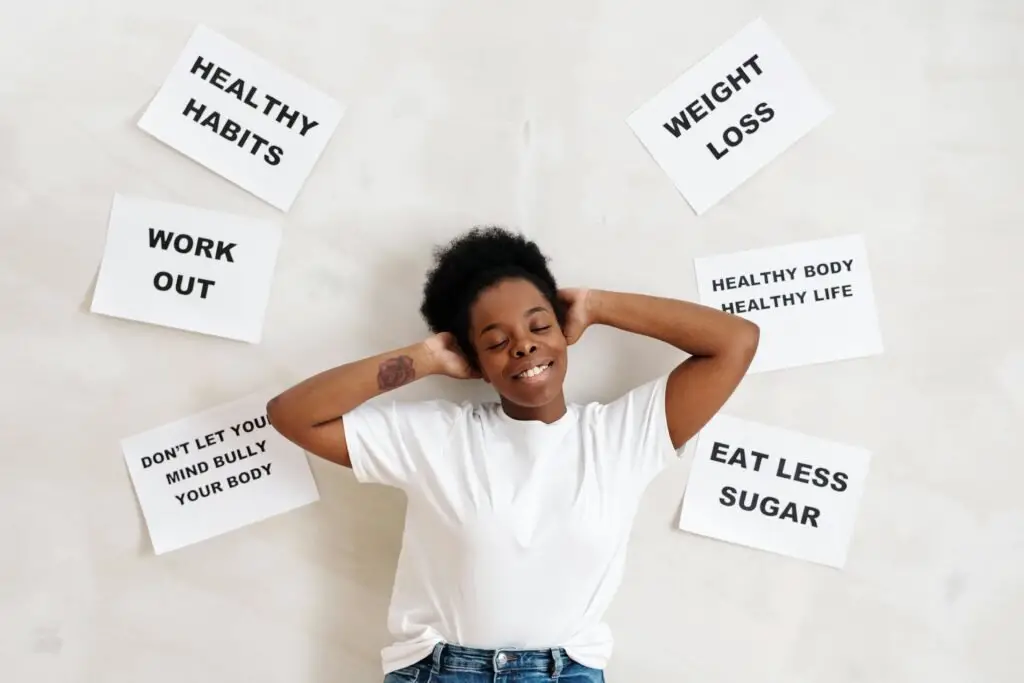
[694, 234, 883, 373]
[678, 414, 871, 568]
[122, 393, 320, 554]
[138, 24, 344, 211]
[627, 17, 832, 214]
[90, 193, 282, 343]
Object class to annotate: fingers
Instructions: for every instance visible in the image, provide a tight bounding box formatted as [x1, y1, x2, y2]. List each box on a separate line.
[564, 318, 588, 345]
[459, 359, 482, 380]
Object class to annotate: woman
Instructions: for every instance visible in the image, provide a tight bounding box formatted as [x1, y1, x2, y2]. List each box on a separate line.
[267, 226, 759, 682]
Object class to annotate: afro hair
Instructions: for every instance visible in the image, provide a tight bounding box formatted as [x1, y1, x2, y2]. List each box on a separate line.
[419, 226, 567, 368]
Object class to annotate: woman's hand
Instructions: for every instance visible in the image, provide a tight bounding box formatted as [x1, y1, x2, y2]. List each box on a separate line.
[558, 287, 594, 345]
[422, 332, 481, 380]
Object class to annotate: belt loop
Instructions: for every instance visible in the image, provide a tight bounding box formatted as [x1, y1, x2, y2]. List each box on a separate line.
[550, 648, 564, 680]
[430, 642, 444, 676]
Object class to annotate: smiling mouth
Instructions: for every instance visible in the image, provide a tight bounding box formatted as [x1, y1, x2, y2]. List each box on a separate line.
[514, 361, 553, 380]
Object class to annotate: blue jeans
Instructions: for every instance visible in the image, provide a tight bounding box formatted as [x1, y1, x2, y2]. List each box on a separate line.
[383, 642, 605, 682]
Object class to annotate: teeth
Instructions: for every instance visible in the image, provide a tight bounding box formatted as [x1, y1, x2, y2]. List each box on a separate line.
[518, 362, 551, 379]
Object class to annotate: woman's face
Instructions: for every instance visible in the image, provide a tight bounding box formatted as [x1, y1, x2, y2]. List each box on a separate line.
[468, 277, 568, 414]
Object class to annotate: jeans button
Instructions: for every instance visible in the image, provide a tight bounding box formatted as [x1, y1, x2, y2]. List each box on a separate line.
[496, 652, 507, 666]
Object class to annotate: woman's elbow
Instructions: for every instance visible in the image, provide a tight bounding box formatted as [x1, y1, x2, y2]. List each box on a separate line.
[745, 319, 760, 348]
[733, 319, 760, 360]
[266, 395, 305, 446]
[266, 395, 287, 431]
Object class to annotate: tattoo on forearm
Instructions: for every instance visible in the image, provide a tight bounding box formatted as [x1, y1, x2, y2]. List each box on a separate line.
[377, 355, 415, 390]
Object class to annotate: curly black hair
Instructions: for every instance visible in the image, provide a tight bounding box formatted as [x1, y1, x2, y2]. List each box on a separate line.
[419, 226, 567, 368]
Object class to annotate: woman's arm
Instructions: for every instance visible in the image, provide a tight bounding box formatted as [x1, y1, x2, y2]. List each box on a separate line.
[266, 333, 475, 467]
[572, 288, 760, 450]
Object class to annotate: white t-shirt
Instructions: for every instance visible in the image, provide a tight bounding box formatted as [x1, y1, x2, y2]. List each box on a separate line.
[343, 374, 678, 674]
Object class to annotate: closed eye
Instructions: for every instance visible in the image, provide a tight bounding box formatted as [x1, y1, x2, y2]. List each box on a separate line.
[486, 325, 549, 350]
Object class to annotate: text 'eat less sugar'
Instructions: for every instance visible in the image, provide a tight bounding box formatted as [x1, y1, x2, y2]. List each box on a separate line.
[179, 54, 321, 166]
[710, 441, 851, 528]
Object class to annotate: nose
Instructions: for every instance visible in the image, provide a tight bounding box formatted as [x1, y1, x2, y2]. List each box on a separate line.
[512, 340, 537, 358]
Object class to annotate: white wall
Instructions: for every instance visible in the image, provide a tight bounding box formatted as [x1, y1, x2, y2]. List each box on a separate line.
[3, 1, 1022, 681]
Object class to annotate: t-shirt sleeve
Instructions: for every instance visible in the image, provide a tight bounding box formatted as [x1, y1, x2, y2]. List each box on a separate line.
[594, 373, 679, 488]
[342, 398, 461, 490]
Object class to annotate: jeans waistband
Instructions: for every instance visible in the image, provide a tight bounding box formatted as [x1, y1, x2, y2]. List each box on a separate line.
[428, 642, 570, 675]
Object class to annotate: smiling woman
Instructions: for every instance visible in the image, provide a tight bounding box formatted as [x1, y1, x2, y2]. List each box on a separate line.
[467, 278, 569, 420]
[265, 225, 759, 682]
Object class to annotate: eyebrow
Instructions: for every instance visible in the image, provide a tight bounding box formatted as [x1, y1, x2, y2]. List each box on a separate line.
[478, 306, 549, 337]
